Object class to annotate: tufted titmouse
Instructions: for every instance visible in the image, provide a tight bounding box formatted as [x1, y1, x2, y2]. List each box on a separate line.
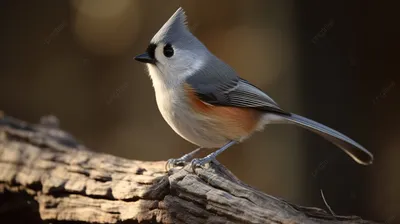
[134, 7, 373, 169]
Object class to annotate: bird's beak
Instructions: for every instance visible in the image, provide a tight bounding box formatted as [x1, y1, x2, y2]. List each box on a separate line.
[134, 52, 156, 64]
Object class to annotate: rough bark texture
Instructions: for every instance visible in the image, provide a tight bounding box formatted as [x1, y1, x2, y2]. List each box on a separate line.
[0, 112, 380, 224]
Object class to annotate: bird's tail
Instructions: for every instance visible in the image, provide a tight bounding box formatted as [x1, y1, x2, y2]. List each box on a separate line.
[276, 113, 373, 165]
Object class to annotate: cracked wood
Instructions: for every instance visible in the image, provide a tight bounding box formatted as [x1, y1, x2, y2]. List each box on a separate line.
[0, 113, 380, 224]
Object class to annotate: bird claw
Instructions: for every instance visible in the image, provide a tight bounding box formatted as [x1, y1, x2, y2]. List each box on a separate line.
[165, 158, 187, 171]
[190, 157, 213, 172]
[166, 151, 218, 173]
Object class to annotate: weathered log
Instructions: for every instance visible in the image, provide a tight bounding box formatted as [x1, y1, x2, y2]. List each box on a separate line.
[0, 112, 379, 224]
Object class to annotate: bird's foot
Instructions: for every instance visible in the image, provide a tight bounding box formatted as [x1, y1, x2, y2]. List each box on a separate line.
[165, 158, 187, 171]
[190, 141, 236, 173]
[165, 148, 203, 171]
[190, 155, 214, 172]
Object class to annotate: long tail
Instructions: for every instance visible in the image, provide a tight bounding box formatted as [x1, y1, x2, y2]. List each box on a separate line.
[277, 113, 373, 165]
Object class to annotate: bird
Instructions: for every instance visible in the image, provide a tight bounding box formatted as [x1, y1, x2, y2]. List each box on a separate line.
[134, 7, 373, 170]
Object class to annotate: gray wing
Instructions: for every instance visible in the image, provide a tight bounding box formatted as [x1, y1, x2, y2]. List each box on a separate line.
[186, 60, 289, 115]
[186, 59, 373, 165]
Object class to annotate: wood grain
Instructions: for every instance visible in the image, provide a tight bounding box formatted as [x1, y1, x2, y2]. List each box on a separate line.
[0, 113, 379, 224]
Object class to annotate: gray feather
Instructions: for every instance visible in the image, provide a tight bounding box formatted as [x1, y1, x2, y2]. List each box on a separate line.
[280, 113, 373, 165]
[150, 7, 207, 54]
[186, 58, 289, 115]
[151, 7, 189, 44]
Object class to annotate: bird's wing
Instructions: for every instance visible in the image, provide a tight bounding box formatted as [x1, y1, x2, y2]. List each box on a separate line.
[185, 65, 289, 115]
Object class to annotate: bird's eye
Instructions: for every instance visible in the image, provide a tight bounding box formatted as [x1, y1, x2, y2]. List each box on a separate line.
[163, 44, 174, 57]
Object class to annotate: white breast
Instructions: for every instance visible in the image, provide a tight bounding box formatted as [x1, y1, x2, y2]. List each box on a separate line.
[147, 65, 228, 148]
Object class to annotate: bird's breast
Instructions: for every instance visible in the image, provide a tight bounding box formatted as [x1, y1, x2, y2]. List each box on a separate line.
[184, 83, 264, 140]
[153, 81, 264, 149]
[153, 84, 224, 148]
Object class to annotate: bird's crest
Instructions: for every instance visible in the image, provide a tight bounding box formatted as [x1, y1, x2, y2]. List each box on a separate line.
[151, 7, 189, 44]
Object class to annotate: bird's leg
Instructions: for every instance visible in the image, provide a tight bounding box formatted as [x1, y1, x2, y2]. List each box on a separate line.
[191, 141, 236, 171]
[166, 147, 203, 171]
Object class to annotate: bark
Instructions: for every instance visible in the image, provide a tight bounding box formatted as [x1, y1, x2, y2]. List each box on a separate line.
[0, 112, 379, 224]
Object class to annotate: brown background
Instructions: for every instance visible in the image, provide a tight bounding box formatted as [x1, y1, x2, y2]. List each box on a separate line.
[0, 0, 399, 223]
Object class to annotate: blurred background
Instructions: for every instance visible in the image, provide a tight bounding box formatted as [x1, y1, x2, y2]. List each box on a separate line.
[0, 0, 399, 223]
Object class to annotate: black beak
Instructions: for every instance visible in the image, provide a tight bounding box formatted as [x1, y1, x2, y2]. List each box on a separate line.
[134, 52, 156, 64]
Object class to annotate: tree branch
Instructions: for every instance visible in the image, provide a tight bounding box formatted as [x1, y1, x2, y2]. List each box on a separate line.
[0, 113, 379, 224]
